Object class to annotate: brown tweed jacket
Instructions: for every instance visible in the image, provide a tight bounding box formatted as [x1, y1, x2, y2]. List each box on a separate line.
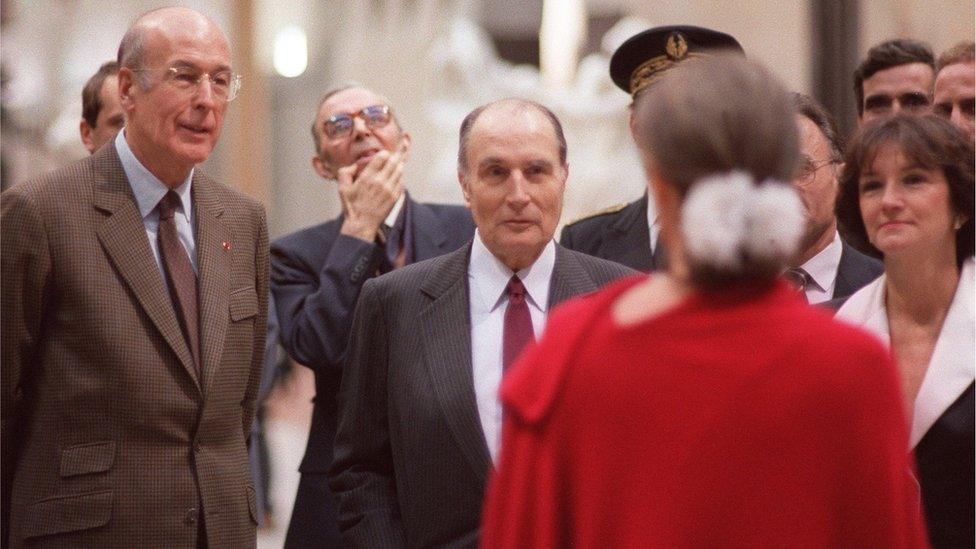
[1, 144, 269, 548]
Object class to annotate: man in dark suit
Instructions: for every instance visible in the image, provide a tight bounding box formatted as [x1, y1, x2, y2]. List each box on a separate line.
[271, 85, 474, 548]
[788, 93, 883, 306]
[330, 99, 634, 548]
[1, 8, 267, 548]
[79, 61, 124, 155]
[560, 25, 744, 272]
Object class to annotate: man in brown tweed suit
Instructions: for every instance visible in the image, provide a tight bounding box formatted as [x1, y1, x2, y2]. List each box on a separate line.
[1, 7, 267, 548]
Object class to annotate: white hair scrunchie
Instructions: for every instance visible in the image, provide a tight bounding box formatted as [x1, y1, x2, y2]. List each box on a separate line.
[680, 171, 804, 270]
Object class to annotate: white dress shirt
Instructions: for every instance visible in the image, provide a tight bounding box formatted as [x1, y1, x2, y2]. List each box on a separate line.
[645, 192, 660, 256]
[469, 231, 555, 462]
[837, 258, 975, 448]
[798, 231, 842, 304]
[115, 130, 197, 280]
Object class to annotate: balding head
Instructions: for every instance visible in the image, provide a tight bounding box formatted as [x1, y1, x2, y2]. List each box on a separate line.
[116, 6, 233, 187]
[119, 7, 228, 85]
[458, 98, 567, 173]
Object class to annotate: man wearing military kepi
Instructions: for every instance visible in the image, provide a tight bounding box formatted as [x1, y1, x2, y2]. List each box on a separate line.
[560, 25, 743, 272]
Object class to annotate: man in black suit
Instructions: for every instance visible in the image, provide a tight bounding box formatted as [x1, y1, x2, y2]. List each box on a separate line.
[271, 85, 475, 548]
[330, 99, 634, 547]
[788, 93, 883, 306]
[560, 25, 744, 271]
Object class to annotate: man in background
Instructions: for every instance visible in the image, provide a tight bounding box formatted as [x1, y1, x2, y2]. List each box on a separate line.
[933, 41, 975, 137]
[560, 25, 744, 272]
[271, 85, 475, 548]
[853, 38, 935, 125]
[787, 93, 883, 306]
[79, 60, 124, 154]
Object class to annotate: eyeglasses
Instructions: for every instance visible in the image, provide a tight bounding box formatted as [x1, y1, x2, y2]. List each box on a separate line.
[133, 66, 242, 102]
[794, 157, 837, 184]
[323, 105, 392, 139]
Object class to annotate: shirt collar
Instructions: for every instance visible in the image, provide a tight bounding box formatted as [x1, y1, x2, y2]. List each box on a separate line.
[115, 129, 194, 221]
[384, 192, 407, 229]
[469, 230, 556, 314]
[799, 231, 842, 292]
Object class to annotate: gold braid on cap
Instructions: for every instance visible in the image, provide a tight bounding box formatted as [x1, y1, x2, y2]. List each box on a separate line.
[629, 31, 709, 97]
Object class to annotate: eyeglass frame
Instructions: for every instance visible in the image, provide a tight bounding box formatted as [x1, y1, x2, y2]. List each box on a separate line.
[794, 156, 838, 185]
[131, 65, 242, 102]
[322, 104, 393, 140]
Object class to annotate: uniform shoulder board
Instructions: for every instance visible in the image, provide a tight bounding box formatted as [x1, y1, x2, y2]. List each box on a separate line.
[565, 203, 628, 226]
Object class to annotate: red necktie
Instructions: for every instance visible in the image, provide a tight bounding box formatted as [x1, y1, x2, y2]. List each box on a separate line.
[158, 191, 201, 375]
[503, 275, 535, 371]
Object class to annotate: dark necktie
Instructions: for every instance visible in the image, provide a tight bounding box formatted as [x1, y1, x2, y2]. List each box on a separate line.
[503, 275, 535, 371]
[784, 267, 811, 304]
[158, 191, 201, 374]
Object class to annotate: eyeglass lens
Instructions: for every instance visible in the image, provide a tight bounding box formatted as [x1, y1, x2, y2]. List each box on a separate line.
[325, 106, 390, 138]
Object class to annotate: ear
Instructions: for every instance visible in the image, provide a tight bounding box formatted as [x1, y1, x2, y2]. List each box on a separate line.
[399, 132, 412, 161]
[117, 68, 136, 111]
[312, 154, 336, 180]
[80, 120, 96, 154]
[457, 169, 472, 207]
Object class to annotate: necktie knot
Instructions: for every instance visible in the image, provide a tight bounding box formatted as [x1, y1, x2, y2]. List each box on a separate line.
[507, 275, 526, 303]
[158, 191, 181, 221]
[784, 267, 810, 294]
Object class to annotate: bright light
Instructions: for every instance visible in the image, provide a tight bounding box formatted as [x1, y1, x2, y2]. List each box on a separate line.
[273, 25, 308, 78]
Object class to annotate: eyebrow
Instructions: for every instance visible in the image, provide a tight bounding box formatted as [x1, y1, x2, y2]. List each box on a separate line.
[171, 59, 233, 73]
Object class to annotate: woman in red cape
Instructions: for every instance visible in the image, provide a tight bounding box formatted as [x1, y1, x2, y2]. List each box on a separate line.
[480, 54, 928, 549]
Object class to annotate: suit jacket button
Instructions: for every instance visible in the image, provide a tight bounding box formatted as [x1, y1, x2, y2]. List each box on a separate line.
[184, 507, 198, 525]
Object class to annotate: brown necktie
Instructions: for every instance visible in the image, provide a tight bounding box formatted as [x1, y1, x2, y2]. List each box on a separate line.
[503, 275, 535, 371]
[158, 191, 201, 375]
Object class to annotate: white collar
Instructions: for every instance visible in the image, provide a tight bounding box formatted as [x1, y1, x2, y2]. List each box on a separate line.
[837, 258, 976, 448]
[799, 231, 843, 292]
[384, 192, 406, 228]
[468, 230, 556, 315]
[115, 129, 193, 221]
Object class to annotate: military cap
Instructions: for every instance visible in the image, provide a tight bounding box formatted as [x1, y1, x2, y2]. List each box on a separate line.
[610, 25, 744, 97]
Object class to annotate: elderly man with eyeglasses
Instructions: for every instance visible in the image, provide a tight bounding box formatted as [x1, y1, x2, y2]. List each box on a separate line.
[788, 93, 883, 307]
[2, 7, 268, 548]
[269, 85, 474, 549]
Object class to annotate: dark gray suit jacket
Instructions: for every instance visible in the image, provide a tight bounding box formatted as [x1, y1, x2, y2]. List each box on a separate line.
[330, 243, 635, 548]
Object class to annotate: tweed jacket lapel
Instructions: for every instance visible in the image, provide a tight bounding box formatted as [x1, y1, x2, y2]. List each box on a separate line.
[192, 173, 232, 395]
[92, 145, 199, 388]
[548, 244, 601, 308]
[418, 243, 493, 480]
[411, 198, 449, 261]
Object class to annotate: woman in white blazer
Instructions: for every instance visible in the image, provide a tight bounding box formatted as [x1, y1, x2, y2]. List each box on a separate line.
[835, 114, 974, 549]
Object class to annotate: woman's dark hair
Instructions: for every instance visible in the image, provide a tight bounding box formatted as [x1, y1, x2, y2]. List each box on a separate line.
[837, 114, 975, 266]
[632, 54, 799, 290]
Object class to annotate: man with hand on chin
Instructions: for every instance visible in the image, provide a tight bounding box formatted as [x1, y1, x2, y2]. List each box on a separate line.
[271, 85, 474, 548]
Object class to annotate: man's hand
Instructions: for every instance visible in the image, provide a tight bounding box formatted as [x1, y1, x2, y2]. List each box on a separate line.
[338, 144, 407, 243]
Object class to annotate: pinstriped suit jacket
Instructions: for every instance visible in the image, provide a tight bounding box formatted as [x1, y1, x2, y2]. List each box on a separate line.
[1, 144, 268, 548]
[330, 242, 634, 548]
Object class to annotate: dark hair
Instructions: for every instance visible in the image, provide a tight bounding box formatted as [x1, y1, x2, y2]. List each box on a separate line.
[791, 92, 843, 159]
[853, 39, 935, 116]
[457, 99, 567, 171]
[837, 114, 975, 265]
[936, 41, 975, 73]
[82, 61, 119, 127]
[633, 54, 799, 290]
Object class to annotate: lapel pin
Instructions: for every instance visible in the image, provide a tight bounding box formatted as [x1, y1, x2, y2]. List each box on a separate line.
[222, 241, 232, 251]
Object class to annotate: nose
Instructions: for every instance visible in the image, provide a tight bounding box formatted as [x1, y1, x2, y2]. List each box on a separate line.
[193, 77, 217, 109]
[951, 105, 966, 127]
[351, 115, 371, 139]
[879, 182, 903, 211]
[507, 172, 531, 207]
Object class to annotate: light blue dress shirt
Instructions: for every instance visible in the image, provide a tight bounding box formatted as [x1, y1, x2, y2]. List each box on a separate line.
[114, 130, 197, 280]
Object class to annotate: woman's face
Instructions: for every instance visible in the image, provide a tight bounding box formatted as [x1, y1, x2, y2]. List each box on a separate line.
[858, 143, 959, 258]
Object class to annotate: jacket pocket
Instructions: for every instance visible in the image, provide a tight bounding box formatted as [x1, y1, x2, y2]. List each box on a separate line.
[60, 440, 115, 477]
[229, 287, 259, 321]
[22, 489, 112, 539]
